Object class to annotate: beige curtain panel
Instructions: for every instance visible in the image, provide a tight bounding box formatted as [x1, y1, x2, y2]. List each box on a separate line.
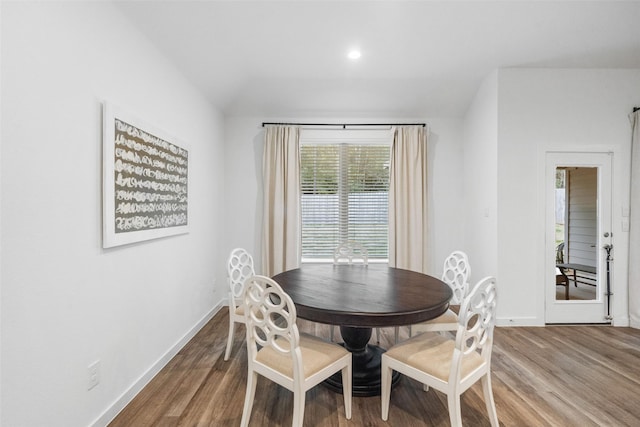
[629, 110, 640, 328]
[388, 125, 429, 273]
[261, 126, 301, 277]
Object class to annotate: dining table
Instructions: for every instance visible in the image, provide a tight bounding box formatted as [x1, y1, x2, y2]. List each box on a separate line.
[272, 263, 452, 396]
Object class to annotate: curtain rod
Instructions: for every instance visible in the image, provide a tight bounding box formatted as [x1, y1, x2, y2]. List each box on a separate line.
[262, 122, 426, 128]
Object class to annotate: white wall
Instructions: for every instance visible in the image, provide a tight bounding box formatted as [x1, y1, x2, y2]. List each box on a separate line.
[0, 1, 3, 422]
[496, 68, 640, 326]
[462, 71, 499, 285]
[428, 118, 466, 273]
[1, 3, 225, 426]
[223, 117, 465, 277]
[222, 118, 264, 272]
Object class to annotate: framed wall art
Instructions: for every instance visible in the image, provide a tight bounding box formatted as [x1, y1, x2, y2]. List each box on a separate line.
[103, 103, 189, 248]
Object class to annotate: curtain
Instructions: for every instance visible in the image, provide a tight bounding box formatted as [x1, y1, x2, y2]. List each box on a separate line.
[629, 110, 640, 328]
[388, 125, 429, 273]
[261, 126, 301, 277]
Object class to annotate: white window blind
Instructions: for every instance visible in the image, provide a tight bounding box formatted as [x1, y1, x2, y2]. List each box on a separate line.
[300, 129, 392, 261]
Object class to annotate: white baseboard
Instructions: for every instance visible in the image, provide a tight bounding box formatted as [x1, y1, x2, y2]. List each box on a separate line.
[498, 316, 633, 327]
[90, 302, 224, 427]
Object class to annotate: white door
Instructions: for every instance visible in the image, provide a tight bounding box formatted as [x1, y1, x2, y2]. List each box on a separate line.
[545, 151, 613, 324]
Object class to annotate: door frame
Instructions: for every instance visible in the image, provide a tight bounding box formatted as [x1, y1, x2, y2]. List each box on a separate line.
[544, 151, 613, 324]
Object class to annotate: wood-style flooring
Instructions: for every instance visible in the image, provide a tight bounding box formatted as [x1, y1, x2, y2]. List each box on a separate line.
[109, 310, 640, 426]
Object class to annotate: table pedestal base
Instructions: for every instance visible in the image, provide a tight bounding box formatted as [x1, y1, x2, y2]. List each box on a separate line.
[323, 326, 400, 397]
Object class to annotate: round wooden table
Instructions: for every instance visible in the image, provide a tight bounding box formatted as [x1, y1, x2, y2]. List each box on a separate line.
[272, 263, 452, 396]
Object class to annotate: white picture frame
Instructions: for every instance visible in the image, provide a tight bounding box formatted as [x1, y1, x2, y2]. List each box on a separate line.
[103, 103, 189, 248]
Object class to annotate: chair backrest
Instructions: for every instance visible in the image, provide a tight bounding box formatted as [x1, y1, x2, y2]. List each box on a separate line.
[243, 275, 303, 376]
[333, 241, 369, 265]
[452, 276, 497, 379]
[556, 242, 565, 264]
[441, 250, 471, 304]
[227, 248, 255, 301]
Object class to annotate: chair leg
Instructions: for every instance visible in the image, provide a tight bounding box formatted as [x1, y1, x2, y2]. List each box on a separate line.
[224, 318, 236, 361]
[381, 356, 392, 421]
[341, 363, 352, 419]
[482, 374, 499, 427]
[394, 326, 399, 344]
[375, 328, 380, 344]
[292, 388, 306, 427]
[447, 393, 463, 427]
[240, 371, 258, 427]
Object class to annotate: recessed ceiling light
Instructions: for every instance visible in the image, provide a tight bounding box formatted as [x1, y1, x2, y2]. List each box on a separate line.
[347, 50, 361, 60]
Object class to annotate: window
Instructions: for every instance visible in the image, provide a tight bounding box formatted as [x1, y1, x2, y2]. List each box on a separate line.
[300, 129, 392, 261]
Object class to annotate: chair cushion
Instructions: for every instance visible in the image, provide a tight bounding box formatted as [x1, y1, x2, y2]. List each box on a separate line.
[385, 332, 484, 381]
[256, 333, 349, 379]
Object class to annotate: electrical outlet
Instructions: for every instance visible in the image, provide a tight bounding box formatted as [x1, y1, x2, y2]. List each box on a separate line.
[88, 360, 100, 390]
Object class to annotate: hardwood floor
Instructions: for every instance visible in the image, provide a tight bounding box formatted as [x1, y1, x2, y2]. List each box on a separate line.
[109, 311, 640, 426]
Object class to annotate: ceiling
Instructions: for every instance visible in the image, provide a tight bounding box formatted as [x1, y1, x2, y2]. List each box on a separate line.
[115, 1, 640, 119]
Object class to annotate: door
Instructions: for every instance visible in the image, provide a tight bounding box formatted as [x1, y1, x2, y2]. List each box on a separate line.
[545, 151, 612, 324]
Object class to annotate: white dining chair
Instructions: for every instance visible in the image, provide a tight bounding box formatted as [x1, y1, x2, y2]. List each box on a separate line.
[224, 248, 255, 361]
[333, 241, 369, 265]
[240, 275, 352, 427]
[410, 250, 470, 337]
[381, 276, 499, 426]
